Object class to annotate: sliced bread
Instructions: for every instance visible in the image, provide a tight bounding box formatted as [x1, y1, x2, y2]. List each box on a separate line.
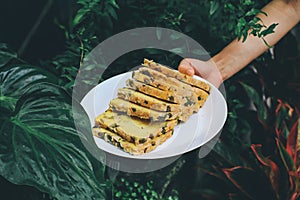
[126, 79, 182, 104]
[109, 98, 179, 121]
[92, 127, 173, 155]
[143, 58, 210, 92]
[94, 110, 177, 145]
[117, 87, 181, 113]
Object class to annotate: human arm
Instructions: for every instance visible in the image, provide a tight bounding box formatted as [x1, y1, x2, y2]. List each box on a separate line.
[179, 0, 300, 87]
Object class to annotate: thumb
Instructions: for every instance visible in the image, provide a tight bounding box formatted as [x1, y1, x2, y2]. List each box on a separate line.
[178, 59, 195, 76]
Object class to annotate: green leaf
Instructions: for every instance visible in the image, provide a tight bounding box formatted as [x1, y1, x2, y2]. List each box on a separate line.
[276, 139, 296, 171]
[260, 23, 279, 37]
[0, 62, 107, 199]
[109, 0, 119, 9]
[240, 83, 268, 125]
[242, 30, 249, 42]
[0, 64, 57, 111]
[73, 8, 89, 27]
[209, 1, 219, 15]
[178, 13, 183, 20]
[0, 43, 17, 67]
[245, 8, 267, 17]
[0, 81, 107, 199]
[212, 140, 245, 166]
[236, 17, 246, 41]
[107, 5, 118, 20]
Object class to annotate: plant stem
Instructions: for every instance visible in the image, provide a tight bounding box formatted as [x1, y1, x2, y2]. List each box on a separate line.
[159, 159, 186, 199]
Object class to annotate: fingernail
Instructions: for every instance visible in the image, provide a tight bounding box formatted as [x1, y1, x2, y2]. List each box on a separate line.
[187, 69, 194, 76]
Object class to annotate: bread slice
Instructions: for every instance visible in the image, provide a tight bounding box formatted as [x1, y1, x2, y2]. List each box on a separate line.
[192, 86, 210, 109]
[109, 98, 179, 121]
[132, 70, 174, 92]
[95, 110, 177, 145]
[126, 79, 182, 104]
[92, 127, 173, 155]
[134, 68, 193, 97]
[117, 88, 181, 113]
[143, 58, 210, 92]
[135, 68, 199, 112]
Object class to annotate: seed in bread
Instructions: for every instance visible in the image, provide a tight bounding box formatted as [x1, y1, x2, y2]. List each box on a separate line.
[92, 127, 173, 155]
[192, 86, 210, 109]
[143, 58, 210, 92]
[95, 110, 177, 145]
[118, 88, 181, 113]
[132, 70, 172, 92]
[136, 67, 199, 112]
[109, 98, 179, 121]
[126, 79, 182, 104]
[134, 68, 193, 97]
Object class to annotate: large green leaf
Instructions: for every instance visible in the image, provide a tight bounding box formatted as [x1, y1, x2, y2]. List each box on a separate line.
[0, 82, 107, 199]
[0, 64, 108, 199]
[0, 64, 58, 111]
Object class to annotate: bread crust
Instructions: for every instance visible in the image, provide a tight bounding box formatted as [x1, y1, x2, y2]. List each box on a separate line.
[92, 127, 173, 155]
[143, 58, 210, 92]
[95, 110, 177, 145]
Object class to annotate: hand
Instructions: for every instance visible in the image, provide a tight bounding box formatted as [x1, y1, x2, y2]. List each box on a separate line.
[178, 58, 223, 88]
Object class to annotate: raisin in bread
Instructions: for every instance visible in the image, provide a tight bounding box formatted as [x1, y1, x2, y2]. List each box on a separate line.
[94, 110, 177, 145]
[109, 98, 179, 121]
[143, 58, 210, 92]
[92, 127, 173, 155]
[118, 88, 181, 113]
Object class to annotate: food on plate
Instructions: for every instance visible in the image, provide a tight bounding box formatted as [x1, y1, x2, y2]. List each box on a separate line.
[143, 58, 210, 92]
[92, 127, 173, 155]
[94, 110, 177, 145]
[109, 98, 179, 121]
[126, 79, 182, 104]
[92, 59, 210, 155]
[117, 88, 181, 113]
[134, 67, 202, 113]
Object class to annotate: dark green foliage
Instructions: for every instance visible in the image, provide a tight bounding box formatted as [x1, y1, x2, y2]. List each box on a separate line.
[0, 45, 108, 199]
[1, 0, 299, 199]
[112, 158, 185, 200]
[113, 178, 179, 200]
[50, 0, 276, 91]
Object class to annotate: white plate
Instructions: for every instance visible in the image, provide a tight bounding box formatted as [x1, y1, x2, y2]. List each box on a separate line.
[81, 72, 227, 159]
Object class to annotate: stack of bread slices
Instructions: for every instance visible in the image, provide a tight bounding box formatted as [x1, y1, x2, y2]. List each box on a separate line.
[92, 59, 210, 155]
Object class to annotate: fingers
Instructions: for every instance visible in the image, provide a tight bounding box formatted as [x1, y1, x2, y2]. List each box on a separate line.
[178, 59, 195, 76]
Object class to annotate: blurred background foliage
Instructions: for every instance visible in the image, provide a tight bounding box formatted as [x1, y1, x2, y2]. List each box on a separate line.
[0, 0, 299, 199]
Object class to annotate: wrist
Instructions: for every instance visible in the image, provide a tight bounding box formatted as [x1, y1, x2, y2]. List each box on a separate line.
[211, 53, 232, 82]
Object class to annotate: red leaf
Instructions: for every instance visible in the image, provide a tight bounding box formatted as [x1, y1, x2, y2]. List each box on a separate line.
[286, 120, 299, 165]
[277, 139, 296, 171]
[251, 144, 279, 194]
[222, 166, 278, 199]
[223, 166, 255, 200]
[268, 159, 279, 194]
[275, 99, 283, 116]
[276, 139, 299, 197]
[251, 144, 269, 166]
[290, 192, 300, 200]
[289, 170, 300, 197]
[276, 99, 294, 117]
